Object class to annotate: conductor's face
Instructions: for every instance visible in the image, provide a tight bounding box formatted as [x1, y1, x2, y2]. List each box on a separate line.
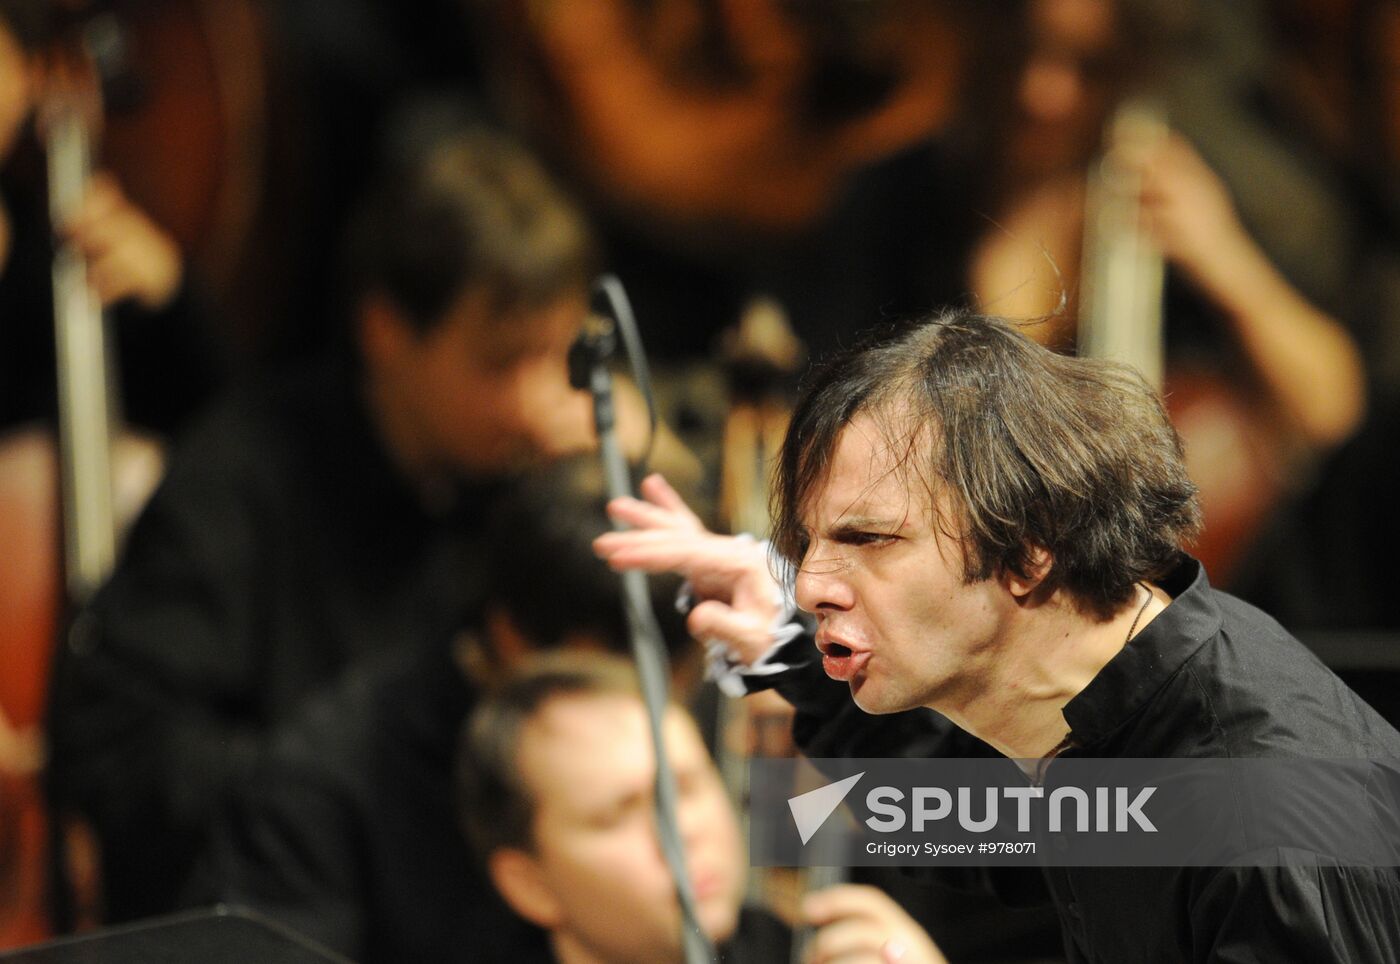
[793, 414, 1007, 715]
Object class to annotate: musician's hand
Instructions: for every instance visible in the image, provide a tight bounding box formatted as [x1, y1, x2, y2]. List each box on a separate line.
[63, 172, 183, 311]
[1132, 134, 1254, 301]
[594, 473, 785, 661]
[803, 884, 949, 964]
[1132, 133, 1365, 448]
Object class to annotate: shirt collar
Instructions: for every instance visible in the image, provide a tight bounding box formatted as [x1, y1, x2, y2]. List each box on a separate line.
[1060, 556, 1222, 748]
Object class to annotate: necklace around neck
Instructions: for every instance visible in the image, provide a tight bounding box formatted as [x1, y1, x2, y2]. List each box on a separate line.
[1125, 582, 1153, 645]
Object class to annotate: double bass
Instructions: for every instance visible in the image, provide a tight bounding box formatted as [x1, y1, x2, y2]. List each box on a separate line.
[1079, 100, 1291, 585]
[0, 0, 271, 943]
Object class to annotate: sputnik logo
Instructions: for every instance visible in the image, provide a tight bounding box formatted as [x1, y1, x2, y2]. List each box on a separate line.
[787, 772, 864, 844]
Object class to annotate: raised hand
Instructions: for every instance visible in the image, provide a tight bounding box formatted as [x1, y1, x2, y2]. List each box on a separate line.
[594, 473, 787, 662]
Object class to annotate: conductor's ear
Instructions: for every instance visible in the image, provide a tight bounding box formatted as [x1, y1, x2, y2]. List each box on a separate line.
[1002, 544, 1052, 601]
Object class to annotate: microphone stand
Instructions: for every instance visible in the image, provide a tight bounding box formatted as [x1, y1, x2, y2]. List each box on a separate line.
[570, 276, 715, 964]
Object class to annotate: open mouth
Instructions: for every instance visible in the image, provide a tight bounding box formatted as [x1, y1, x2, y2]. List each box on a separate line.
[818, 638, 870, 682]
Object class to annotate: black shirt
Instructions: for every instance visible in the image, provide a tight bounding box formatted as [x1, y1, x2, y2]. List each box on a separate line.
[759, 557, 1400, 962]
[0, 168, 227, 437]
[46, 361, 502, 921]
[214, 645, 529, 963]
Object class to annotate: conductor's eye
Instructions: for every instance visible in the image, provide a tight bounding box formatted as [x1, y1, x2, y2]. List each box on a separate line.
[841, 531, 894, 548]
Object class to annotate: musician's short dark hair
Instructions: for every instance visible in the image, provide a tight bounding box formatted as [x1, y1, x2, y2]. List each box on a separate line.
[485, 458, 686, 655]
[456, 654, 642, 858]
[345, 109, 594, 333]
[771, 309, 1201, 620]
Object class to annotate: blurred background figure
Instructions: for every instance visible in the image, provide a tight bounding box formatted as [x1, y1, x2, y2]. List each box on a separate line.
[0, 0, 236, 437]
[459, 653, 951, 964]
[43, 111, 674, 926]
[463, 0, 1005, 368]
[0, 0, 239, 945]
[206, 459, 690, 963]
[966, 0, 1368, 590]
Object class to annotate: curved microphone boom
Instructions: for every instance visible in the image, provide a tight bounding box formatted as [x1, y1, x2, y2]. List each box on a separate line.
[570, 274, 715, 964]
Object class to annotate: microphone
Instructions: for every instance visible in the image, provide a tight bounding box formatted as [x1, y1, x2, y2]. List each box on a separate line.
[572, 274, 715, 964]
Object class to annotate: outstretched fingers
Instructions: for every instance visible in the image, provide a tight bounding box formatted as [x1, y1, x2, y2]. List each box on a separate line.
[638, 473, 703, 522]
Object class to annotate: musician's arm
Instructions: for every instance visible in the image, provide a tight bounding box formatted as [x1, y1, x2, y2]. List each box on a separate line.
[803, 884, 951, 964]
[1137, 135, 1366, 450]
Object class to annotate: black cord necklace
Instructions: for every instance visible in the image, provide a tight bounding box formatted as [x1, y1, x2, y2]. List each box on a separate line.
[1125, 582, 1154, 644]
[1034, 584, 1155, 784]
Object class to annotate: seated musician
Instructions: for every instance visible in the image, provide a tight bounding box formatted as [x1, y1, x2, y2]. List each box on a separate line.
[44, 107, 683, 923]
[206, 461, 681, 962]
[459, 652, 950, 964]
[0, 0, 224, 436]
[969, 0, 1365, 587]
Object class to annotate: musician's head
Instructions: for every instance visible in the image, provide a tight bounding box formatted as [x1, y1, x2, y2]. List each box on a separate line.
[1010, 0, 1162, 177]
[773, 307, 1197, 620]
[347, 107, 598, 477]
[458, 654, 745, 964]
[465, 457, 687, 681]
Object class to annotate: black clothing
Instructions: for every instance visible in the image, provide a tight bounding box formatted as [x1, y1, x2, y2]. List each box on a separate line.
[46, 361, 501, 921]
[213, 646, 528, 963]
[0, 166, 227, 438]
[757, 557, 1400, 962]
[212, 646, 793, 963]
[503, 907, 790, 964]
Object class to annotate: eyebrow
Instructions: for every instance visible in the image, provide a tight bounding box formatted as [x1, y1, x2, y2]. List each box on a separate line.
[825, 517, 903, 540]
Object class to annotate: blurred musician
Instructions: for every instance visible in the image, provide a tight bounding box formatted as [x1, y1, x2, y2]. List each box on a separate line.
[0, 0, 225, 438]
[460, 655, 950, 964]
[44, 112, 673, 923]
[969, 0, 1366, 585]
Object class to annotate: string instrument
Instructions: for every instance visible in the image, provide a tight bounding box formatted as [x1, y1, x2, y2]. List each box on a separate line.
[0, 0, 269, 943]
[43, 62, 119, 603]
[0, 34, 114, 942]
[714, 296, 801, 822]
[96, 0, 271, 332]
[711, 298, 845, 960]
[1079, 101, 1289, 585]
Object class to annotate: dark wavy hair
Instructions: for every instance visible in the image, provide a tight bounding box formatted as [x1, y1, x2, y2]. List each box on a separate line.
[771, 309, 1200, 620]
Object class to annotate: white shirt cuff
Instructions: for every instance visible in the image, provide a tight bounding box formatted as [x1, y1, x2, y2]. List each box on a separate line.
[678, 539, 804, 697]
